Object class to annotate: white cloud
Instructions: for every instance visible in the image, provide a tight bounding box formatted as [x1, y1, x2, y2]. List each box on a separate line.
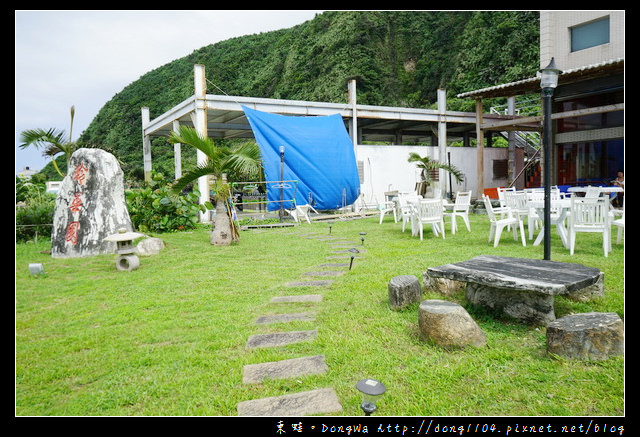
[15, 10, 322, 173]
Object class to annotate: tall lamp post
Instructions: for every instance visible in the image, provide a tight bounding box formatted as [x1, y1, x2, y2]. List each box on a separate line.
[279, 145, 285, 222]
[539, 58, 561, 261]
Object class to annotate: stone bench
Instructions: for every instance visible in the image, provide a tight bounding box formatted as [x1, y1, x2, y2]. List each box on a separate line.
[424, 255, 604, 325]
[388, 275, 421, 310]
[546, 312, 624, 361]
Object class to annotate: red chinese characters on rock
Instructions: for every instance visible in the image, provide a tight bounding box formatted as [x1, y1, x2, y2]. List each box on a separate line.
[65, 221, 80, 245]
[69, 191, 84, 213]
[72, 162, 89, 185]
[65, 162, 90, 245]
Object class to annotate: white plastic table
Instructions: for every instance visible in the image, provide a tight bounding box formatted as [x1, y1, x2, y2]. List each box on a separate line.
[529, 198, 571, 248]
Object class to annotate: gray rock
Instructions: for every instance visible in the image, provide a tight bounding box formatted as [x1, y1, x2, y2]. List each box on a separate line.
[546, 312, 624, 361]
[242, 355, 328, 384]
[388, 275, 422, 310]
[418, 299, 486, 348]
[245, 330, 317, 349]
[51, 148, 133, 258]
[135, 237, 165, 256]
[237, 388, 342, 416]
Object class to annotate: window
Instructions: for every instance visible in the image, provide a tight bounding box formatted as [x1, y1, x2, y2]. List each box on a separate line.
[571, 17, 610, 52]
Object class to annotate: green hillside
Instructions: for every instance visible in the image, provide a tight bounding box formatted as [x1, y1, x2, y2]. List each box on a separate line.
[73, 11, 539, 182]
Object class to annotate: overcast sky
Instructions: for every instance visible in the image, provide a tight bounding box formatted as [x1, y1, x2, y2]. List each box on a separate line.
[15, 10, 324, 175]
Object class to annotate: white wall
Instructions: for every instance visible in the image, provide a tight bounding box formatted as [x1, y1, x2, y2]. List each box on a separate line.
[355, 145, 508, 203]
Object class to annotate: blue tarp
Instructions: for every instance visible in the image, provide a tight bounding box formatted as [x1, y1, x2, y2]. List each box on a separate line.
[243, 106, 360, 211]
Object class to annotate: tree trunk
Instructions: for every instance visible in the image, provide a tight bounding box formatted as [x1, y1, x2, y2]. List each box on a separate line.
[210, 197, 233, 246]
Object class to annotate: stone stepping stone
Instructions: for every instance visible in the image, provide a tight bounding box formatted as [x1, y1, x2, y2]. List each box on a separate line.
[285, 280, 334, 287]
[326, 255, 362, 260]
[270, 295, 323, 303]
[332, 249, 367, 253]
[328, 241, 359, 245]
[237, 388, 342, 416]
[242, 355, 328, 384]
[246, 330, 317, 349]
[304, 270, 346, 277]
[255, 312, 316, 324]
[317, 263, 350, 268]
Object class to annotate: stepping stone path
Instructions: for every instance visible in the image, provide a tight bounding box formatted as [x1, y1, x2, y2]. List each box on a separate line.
[237, 228, 368, 416]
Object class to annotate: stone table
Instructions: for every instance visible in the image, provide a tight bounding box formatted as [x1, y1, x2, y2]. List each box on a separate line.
[425, 255, 604, 325]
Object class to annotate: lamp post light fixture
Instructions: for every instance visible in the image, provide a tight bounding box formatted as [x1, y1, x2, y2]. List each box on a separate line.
[359, 232, 366, 245]
[279, 145, 285, 223]
[539, 58, 562, 261]
[348, 248, 359, 270]
[328, 221, 334, 234]
[356, 378, 386, 416]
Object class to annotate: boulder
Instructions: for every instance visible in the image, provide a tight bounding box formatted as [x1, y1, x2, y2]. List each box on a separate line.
[418, 299, 486, 348]
[135, 237, 165, 256]
[546, 312, 624, 361]
[51, 148, 132, 258]
[388, 275, 421, 310]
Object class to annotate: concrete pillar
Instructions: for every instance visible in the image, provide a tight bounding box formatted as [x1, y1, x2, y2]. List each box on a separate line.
[437, 89, 448, 198]
[172, 120, 182, 180]
[141, 107, 152, 184]
[194, 64, 209, 222]
[475, 99, 485, 196]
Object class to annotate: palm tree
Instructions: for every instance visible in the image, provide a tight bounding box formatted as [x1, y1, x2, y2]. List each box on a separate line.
[407, 152, 463, 197]
[19, 106, 76, 177]
[168, 126, 262, 246]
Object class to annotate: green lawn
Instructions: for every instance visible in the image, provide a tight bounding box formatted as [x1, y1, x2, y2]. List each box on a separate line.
[15, 213, 624, 416]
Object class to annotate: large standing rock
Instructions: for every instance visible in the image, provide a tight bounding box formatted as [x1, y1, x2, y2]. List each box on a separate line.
[51, 148, 133, 258]
[418, 299, 487, 348]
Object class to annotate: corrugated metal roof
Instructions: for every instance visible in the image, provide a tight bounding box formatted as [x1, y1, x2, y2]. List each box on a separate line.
[457, 58, 624, 99]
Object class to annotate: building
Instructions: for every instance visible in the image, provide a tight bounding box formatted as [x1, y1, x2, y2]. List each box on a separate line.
[459, 11, 624, 191]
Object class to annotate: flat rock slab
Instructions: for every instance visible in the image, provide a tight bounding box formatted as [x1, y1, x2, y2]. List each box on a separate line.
[242, 355, 328, 384]
[318, 263, 350, 268]
[246, 330, 317, 349]
[326, 255, 362, 260]
[304, 270, 346, 277]
[270, 295, 323, 303]
[286, 280, 334, 287]
[426, 255, 603, 297]
[333, 249, 367, 253]
[425, 255, 604, 325]
[255, 312, 316, 324]
[237, 388, 342, 416]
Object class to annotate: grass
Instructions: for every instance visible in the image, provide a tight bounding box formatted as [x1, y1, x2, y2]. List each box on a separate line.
[15, 213, 624, 416]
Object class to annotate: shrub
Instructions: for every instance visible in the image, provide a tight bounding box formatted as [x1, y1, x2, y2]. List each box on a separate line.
[126, 173, 205, 233]
[16, 177, 56, 242]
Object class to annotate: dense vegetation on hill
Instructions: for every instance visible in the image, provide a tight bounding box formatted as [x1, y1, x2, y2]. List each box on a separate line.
[49, 11, 539, 182]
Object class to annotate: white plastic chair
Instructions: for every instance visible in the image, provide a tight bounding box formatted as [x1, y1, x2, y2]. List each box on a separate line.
[286, 204, 315, 224]
[611, 197, 624, 244]
[443, 191, 472, 234]
[483, 194, 526, 247]
[496, 187, 516, 219]
[412, 198, 445, 240]
[397, 193, 421, 232]
[568, 197, 611, 257]
[379, 191, 399, 224]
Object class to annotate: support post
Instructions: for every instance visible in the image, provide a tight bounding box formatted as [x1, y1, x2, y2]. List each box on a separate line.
[172, 120, 182, 180]
[437, 89, 447, 198]
[194, 64, 209, 222]
[475, 99, 485, 197]
[542, 88, 553, 260]
[141, 107, 152, 184]
[348, 79, 358, 158]
[507, 96, 516, 188]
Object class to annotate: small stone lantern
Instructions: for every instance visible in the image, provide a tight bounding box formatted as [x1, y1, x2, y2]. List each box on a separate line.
[103, 228, 146, 271]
